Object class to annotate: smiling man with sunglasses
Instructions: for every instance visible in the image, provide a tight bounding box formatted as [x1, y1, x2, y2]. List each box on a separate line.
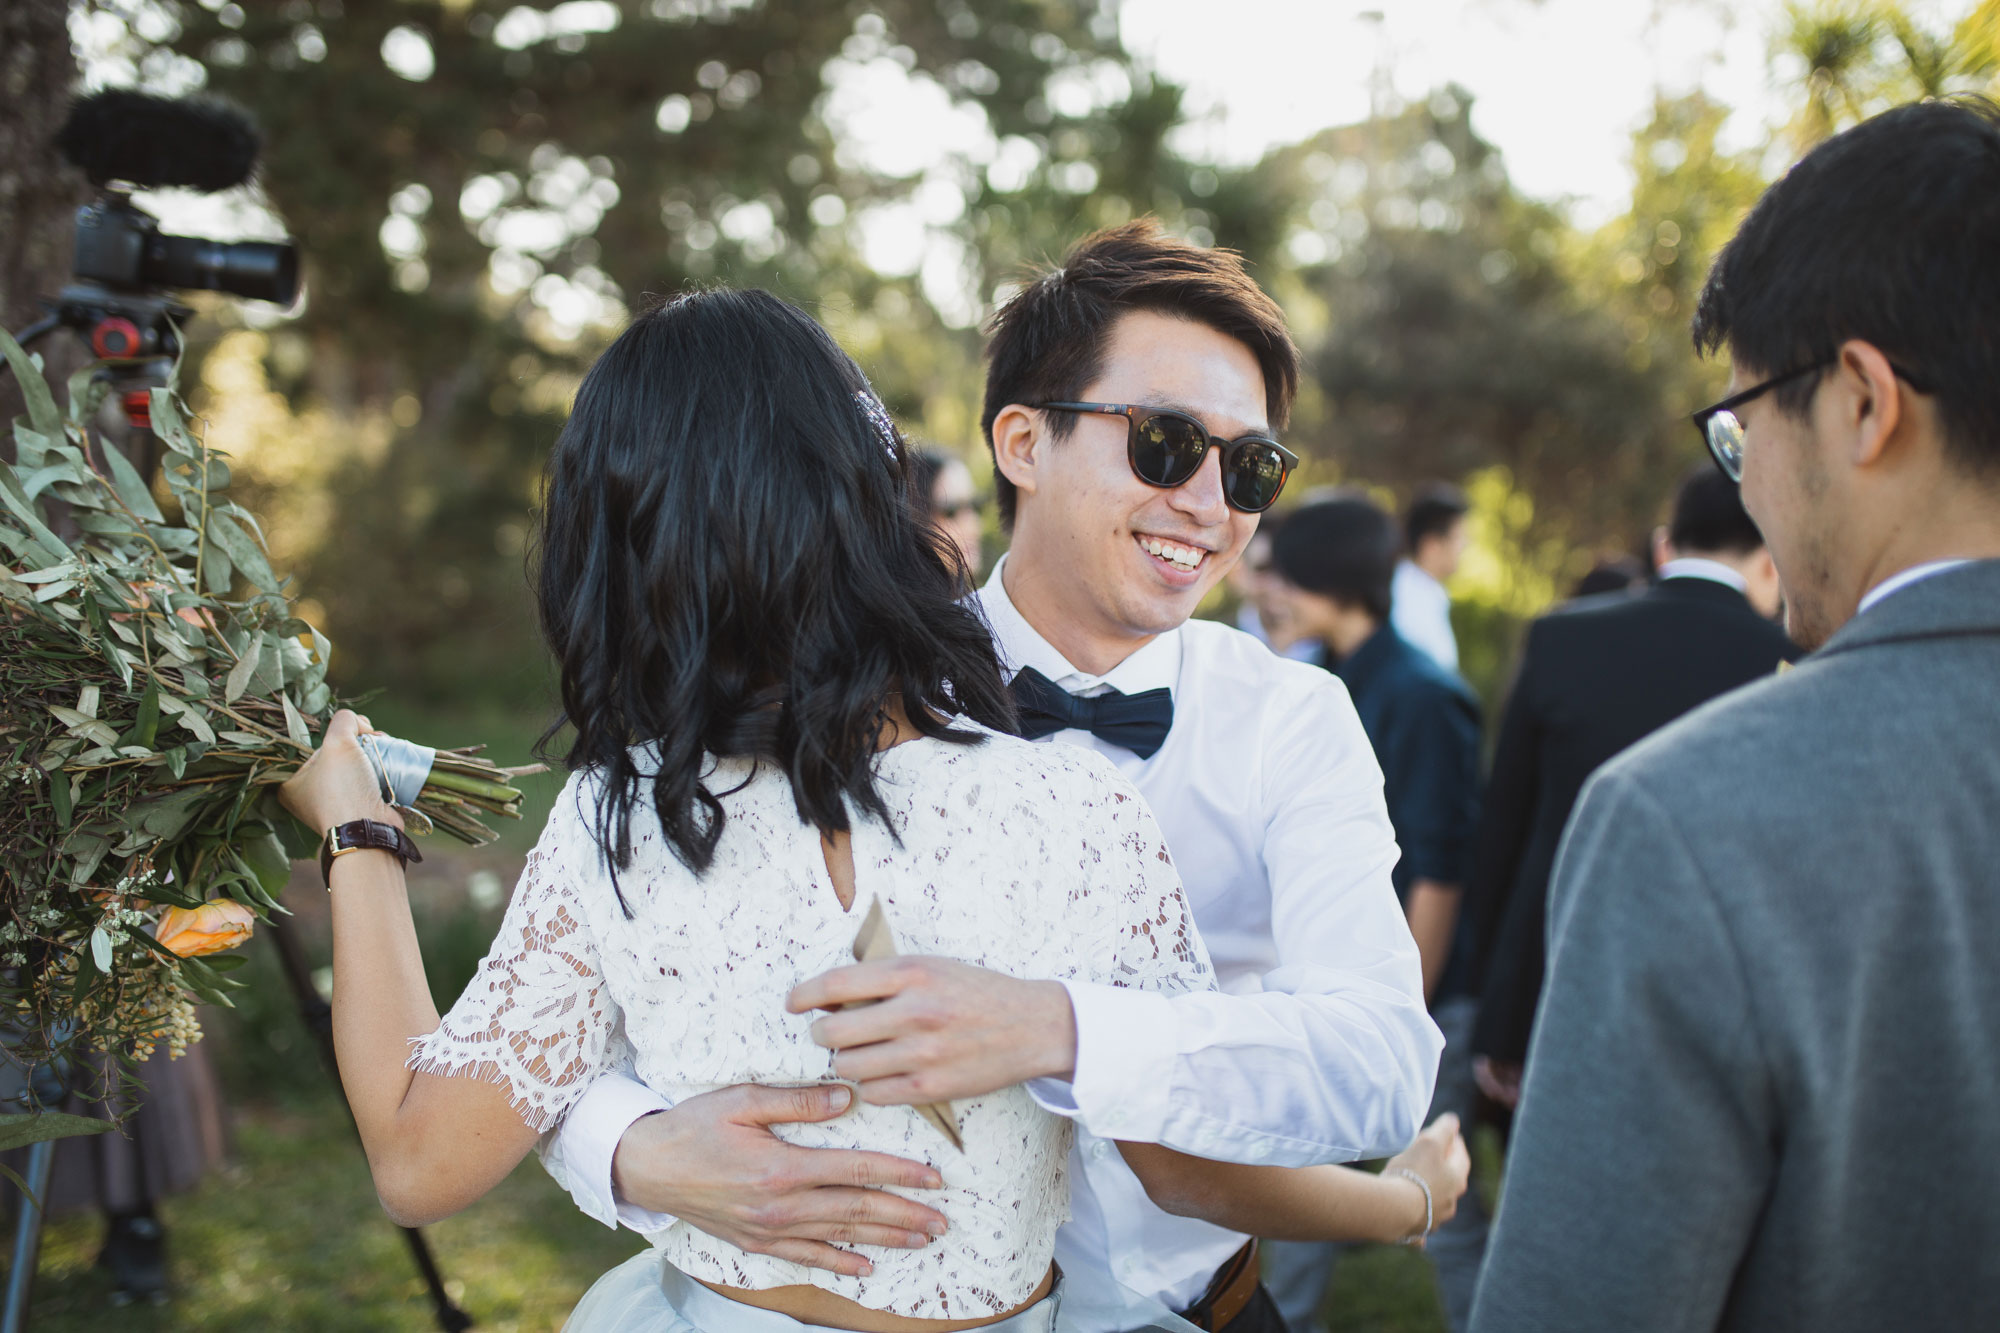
[543, 220, 1442, 1332]
[1473, 98, 2000, 1333]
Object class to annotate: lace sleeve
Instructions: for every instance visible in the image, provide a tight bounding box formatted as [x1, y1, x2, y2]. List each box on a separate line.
[1072, 760, 1216, 996]
[407, 777, 619, 1132]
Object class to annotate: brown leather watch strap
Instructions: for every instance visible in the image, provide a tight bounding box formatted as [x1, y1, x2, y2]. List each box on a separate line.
[319, 818, 422, 889]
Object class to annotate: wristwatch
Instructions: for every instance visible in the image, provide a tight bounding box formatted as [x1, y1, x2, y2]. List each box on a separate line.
[319, 819, 422, 889]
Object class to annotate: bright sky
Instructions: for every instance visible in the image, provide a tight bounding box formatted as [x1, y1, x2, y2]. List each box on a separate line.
[1126, 0, 1969, 223]
[1126, 0, 1770, 226]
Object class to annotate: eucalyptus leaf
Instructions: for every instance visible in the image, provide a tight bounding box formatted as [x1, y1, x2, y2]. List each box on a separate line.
[0, 1113, 118, 1153]
[200, 537, 234, 595]
[238, 829, 294, 900]
[21, 463, 86, 502]
[67, 833, 110, 886]
[0, 476, 72, 565]
[14, 424, 53, 468]
[281, 692, 312, 751]
[147, 387, 197, 453]
[157, 695, 217, 745]
[66, 360, 115, 430]
[0, 324, 61, 440]
[224, 632, 263, 703]
[204, 512, 277, 595]
[101, 436, 166, 523]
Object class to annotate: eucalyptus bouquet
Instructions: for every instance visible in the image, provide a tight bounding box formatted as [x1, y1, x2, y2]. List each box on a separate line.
[0, 327, 535, 1134]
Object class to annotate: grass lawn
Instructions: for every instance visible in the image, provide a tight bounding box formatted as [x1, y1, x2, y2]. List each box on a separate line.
[28, 1092, 642, 1332]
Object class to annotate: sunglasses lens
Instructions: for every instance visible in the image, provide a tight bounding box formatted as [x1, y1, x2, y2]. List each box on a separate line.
[1131, 412, 1211, 487]
[1706, 410, 1745, 481]
[1223, 441, 1292, 512]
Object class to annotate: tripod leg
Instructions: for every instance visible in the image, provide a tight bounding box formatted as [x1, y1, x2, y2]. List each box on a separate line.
[0, 1139, 56, 1333]
[267, 918, 474, 1331]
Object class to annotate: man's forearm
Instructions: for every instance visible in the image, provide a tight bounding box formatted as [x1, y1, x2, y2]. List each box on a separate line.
[1405, 880, 1462, 1004]
[1047, 977, 1441, 1165]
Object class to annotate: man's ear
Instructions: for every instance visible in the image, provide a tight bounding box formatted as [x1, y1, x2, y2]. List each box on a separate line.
[991, 404, 1042, 505]
[1651, 525, 1676, 569]
[1834, 339, 1907, 470]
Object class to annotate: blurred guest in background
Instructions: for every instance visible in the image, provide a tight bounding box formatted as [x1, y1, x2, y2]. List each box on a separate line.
[0, 1047, 228, 1305]
[1568, 553, 1649, 600]
[1473, 98, 2000, 1332]
[1464, 466, 1792, 1112]
[1392, 483, 1470, 671]
[907, 446, 985, 577]
[1262, 492, 1486, 1332]
[1227, 516, 1320, 660]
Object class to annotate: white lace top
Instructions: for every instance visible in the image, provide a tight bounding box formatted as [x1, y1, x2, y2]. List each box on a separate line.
[408, 724, 1213, 1320]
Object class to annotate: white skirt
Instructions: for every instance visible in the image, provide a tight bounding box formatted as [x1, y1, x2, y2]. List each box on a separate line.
[563, 1254, 1200, 1332]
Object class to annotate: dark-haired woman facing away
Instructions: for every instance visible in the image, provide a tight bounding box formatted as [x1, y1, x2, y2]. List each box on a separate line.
[279, 290, 1452, 1333]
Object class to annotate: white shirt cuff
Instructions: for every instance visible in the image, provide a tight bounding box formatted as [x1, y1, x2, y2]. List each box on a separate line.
[1028, 980, 1179, 1142]
[546, 1074, 676, 1233]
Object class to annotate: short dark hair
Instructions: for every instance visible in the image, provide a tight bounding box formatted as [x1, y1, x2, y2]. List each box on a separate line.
[1268, 490, 1399, 623]
[982, 218, 1301, 527]
[1404, 482, 1469, 554]
[1691, 97, 2000, 478]
[1668, 465, 1764, 555]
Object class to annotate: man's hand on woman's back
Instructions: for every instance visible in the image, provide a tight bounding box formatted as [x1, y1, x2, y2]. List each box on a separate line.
[611, 1082, 949, 1278]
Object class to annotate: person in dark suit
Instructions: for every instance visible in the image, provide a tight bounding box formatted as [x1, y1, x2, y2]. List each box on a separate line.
[1472, 97, 2000, 1332]
[1259, 492, 1485, 1332]
[1464, 467, 1794, 1107]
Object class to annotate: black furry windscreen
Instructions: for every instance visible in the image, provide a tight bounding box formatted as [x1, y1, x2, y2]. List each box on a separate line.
[55, 90, 262, 193]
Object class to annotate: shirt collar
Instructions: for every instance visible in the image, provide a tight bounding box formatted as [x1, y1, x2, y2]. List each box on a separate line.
[1657, 557, 1748, 593]
[975, 554, 1183, 699]
[1857, 559, 1977, 616]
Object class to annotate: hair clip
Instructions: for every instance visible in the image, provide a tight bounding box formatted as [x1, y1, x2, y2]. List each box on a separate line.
[854, 390, 899, 460]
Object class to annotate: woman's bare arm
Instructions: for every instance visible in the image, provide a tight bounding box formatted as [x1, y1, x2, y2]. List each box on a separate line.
[1118, 1114, 1469, 1246]
[281, 710, 541, 1225]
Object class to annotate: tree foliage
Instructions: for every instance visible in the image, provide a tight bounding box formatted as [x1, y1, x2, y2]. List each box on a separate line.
[44, 0, 1992, 712]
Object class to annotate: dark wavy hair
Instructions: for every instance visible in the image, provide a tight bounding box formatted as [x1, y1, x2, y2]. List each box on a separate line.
[535, 288, 1015, 900]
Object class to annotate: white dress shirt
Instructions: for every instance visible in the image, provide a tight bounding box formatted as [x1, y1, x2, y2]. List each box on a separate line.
[1858, 559, 1975, 615]
[1655, 556, 1749, 592]
[1391, 560, 1458, 670]
[542, 555, 1439, 1316]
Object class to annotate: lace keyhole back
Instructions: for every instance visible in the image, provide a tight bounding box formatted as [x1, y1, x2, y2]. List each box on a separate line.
[820, 829, 858, 914]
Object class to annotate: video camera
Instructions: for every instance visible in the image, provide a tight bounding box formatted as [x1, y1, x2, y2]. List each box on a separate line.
[13, 90, 298, 377]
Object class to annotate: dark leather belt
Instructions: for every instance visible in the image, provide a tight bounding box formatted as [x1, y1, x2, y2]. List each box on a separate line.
[1176, 1239, 1260, 1332]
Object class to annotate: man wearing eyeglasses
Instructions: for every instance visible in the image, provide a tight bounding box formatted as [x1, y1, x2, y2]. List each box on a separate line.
[542, 220, 1444, 1331]
[1472, 98, 2000, 1333]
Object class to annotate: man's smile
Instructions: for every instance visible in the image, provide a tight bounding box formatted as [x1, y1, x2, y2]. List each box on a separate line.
[1135, 532, 1213, 575]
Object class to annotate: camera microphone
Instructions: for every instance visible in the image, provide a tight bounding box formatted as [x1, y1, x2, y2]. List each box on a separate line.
[56, 89, 262, 193]
[54, 89, 297, 307]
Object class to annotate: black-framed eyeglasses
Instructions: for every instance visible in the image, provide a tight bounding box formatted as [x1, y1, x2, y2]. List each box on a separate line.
[1693, 357, 1932, 482]
[1036, 401, 1299, 513]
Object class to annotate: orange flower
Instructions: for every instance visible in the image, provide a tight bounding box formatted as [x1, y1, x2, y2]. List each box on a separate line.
[154, 900, 256, 957]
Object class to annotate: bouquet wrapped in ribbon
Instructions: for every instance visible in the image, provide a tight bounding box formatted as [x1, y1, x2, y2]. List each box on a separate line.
[0, 327, 537, 1131]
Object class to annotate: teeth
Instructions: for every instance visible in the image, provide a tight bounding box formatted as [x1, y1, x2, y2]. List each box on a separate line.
[1140, 537, 1205, 570]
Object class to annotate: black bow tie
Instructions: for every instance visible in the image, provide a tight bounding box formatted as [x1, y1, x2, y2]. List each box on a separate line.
[1008, 666, 1174, 759]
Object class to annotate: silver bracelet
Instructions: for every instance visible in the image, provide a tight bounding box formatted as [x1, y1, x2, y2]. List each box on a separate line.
[1388, 1167, 1433, 1245]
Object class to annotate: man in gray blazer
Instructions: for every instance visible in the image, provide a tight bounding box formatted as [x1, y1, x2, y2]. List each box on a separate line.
[1471, 98, 2000, 1332]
